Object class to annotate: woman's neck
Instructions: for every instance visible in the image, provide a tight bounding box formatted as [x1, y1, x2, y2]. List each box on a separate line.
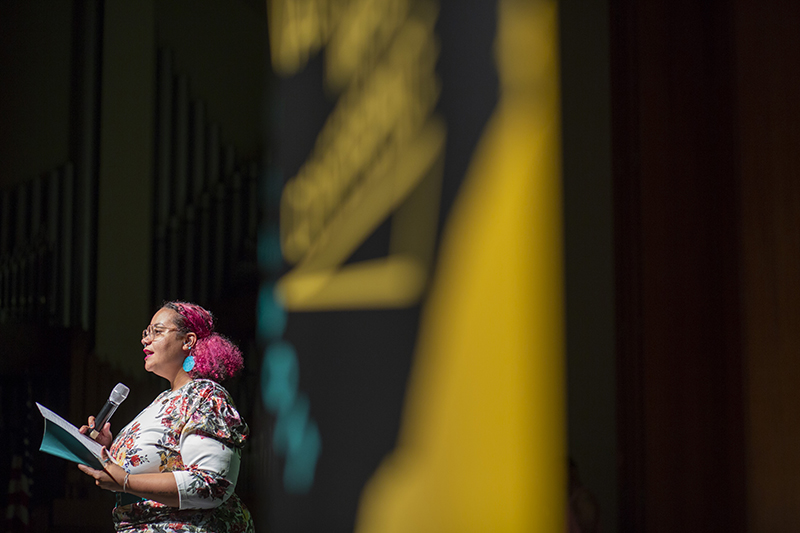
[170, 371, 192, 391]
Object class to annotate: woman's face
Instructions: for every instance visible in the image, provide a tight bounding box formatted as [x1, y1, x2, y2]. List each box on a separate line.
[141, 307, 188, 381]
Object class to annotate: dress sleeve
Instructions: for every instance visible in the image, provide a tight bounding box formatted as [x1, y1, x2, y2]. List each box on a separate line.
[173, 434, 240, 509]
[172, 381, 249, 510]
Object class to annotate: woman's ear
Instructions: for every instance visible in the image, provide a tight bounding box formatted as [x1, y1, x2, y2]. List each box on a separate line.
[184, 332, 198, 350]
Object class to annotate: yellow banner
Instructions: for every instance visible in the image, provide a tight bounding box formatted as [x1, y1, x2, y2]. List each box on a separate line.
[354, 0, 566, 531]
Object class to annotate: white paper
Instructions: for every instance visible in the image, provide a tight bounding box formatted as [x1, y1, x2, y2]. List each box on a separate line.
[36, 402, 104, 459]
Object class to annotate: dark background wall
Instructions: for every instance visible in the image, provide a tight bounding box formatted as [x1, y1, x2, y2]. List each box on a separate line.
[0, 0, 73, 188]
[611, 1, 746, 530]
[561, 0, 616, 529]
[735, 3, 800, 531]
[612, 0, 800, 531]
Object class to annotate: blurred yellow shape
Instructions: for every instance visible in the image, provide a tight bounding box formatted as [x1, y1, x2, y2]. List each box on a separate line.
[354, 0, 566, 531]
[268, 0, 342, 76]
[276, 4, 444, 311]
[277, 117, 444, 310]
[325, 0, 412, 91]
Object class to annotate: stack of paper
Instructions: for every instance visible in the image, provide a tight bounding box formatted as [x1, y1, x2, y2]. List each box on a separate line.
[36, 403, 104, 469]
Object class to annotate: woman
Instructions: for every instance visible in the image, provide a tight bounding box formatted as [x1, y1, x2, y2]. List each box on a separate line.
[77, 301, 255, 532]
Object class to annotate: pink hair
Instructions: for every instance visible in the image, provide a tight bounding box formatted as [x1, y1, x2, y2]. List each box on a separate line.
[164, 301, 244, 382]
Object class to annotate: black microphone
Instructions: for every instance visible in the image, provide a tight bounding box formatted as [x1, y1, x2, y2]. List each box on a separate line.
[89, 383, 130, 440]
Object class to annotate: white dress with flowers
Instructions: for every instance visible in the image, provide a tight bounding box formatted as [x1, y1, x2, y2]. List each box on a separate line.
[108, 379, 253, 532]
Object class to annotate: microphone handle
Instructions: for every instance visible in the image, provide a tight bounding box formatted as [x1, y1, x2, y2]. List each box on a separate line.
[90, 401, 119, 440]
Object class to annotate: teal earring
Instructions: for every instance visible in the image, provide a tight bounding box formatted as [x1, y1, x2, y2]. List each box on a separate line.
[183, 345, 195, 372]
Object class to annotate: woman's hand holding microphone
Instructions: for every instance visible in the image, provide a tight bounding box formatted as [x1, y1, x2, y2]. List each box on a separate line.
[77, 417, 128, 493]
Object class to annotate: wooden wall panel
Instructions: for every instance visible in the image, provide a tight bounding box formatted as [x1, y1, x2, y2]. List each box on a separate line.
[612, 1, 747, 530]
[614, 0, 800, 530]
[735, 3, 800, 531]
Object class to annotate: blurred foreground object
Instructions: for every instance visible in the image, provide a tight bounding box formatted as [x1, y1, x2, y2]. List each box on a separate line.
[355, 0, 566, 531]
[270, 0, 445, 311]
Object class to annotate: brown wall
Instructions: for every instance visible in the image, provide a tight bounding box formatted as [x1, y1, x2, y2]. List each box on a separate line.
[736, 3, 800, 531]
[613, 0, 800, 531]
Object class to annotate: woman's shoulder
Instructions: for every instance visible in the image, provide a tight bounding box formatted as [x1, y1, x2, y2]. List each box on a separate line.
[181, 379, 239, 411]
[183, 378, 232, 398]
[181, 380, 249, 445]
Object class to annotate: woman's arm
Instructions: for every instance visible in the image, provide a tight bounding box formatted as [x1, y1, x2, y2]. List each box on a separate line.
[77, 449, 181, 508]
[123, 472, 181, 508]
[172, 433, 239, 509]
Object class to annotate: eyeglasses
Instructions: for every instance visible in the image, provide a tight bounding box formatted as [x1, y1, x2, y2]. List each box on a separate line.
[141, 325, 177, 342]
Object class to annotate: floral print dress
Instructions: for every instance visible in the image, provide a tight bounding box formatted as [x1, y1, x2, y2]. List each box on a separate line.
[108, 379, 254, 532]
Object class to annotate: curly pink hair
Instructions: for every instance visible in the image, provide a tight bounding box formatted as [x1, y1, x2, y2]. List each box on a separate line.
[164, 301, 244, 382]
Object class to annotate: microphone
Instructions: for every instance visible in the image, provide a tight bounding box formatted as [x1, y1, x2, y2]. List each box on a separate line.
[89, 383, 130, 440]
